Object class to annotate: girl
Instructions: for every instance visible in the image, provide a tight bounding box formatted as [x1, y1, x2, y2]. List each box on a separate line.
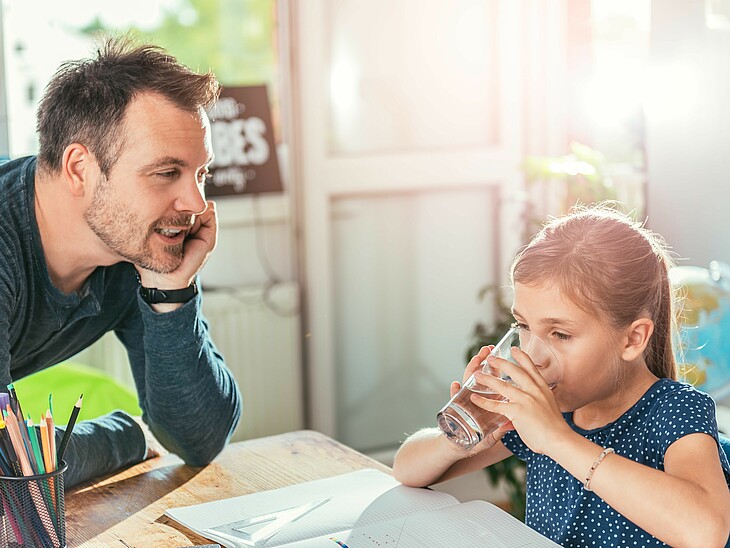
[393, 206, 730, 547]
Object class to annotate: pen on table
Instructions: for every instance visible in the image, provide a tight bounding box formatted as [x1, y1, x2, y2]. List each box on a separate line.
[56, 393, 82, 464]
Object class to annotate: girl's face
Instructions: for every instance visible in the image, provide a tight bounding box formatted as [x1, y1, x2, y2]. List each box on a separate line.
[512, 281, 626, 413]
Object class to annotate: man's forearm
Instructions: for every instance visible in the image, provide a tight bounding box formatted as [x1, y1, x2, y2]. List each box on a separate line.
[57, 411, 146, 487]
[136, 294, 242, 465]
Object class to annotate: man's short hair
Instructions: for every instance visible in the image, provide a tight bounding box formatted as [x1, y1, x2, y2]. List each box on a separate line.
[36, 35, 220, 176]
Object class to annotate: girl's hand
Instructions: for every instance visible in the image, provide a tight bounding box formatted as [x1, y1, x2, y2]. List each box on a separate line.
[469, 346, 567, 455]
[448, 345, 513, 454]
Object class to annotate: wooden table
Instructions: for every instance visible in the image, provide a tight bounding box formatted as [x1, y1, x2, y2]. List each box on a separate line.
[64, 430, 390, 547]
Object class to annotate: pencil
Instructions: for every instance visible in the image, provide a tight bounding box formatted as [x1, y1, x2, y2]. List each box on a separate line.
[6, 384, 21, 418]
[26, 418, 45, 475]
[45, 410, 56, 472]
[5, 414, 58, 546]
[5, 385, 33, 453]
[56, 393, 82, 464]
[4, 411, 32, 476]
[0, 417, 23, 477]
[39, 420, 52, 474]
[28, 419, 58, 530]
[5, 396, 33, 469]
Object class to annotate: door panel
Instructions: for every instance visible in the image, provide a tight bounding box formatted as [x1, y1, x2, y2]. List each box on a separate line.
[288, 0, 525, 444]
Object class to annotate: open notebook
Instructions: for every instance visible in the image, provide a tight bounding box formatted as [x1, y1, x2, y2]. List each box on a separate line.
[165, 469, 559, 547]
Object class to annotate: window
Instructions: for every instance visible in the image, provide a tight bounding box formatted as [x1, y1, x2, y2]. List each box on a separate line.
[0, 0, 280, 158]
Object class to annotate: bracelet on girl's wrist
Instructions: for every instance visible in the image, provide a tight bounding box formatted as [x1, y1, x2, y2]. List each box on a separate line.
[584, 447, 614, 491]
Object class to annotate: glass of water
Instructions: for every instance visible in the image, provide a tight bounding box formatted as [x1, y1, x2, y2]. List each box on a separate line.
[436, 325, 562, 450]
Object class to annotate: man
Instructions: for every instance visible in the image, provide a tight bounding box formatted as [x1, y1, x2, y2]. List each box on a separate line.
[0, 37, 242, 486]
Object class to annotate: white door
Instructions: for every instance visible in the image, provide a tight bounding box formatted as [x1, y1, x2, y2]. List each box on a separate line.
[287, 0, 529, 451]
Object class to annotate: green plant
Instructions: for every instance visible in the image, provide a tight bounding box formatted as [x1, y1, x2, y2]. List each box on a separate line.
[521, 141, 621, 244]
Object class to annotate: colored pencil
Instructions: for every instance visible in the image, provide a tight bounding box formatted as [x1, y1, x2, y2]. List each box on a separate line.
[4, 411, 32, 476]
[6, 384, 21, 418]
[0, 417, 23, 477]
[39, 420, 52, 474]
[45, 410, 56, 472]
[8, 415, 59, 546]
[0, 389, 62, 546]
[56, 394, 82, 463]
[26, 418, 45, 476]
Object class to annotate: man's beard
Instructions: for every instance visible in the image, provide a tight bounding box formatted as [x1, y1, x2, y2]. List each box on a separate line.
[84, 176, 191, 273]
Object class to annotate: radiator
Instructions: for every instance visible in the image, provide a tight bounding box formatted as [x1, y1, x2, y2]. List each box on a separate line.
[72, 282, 304, 442]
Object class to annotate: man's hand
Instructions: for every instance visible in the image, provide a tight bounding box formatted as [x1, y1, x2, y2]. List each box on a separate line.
[136, 200, 218, 312]
[132, 416, 168, 460]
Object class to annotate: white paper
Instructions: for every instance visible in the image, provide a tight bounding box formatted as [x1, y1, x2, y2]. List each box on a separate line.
[283, 501, 560, 548]
[165, 469, 559, 547]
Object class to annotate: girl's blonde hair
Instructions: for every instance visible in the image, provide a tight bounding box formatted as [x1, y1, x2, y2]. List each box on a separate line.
[510, 205, 678, 380]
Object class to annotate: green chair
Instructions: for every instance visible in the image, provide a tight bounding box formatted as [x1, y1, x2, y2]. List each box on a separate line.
[12, 361, 141, 425]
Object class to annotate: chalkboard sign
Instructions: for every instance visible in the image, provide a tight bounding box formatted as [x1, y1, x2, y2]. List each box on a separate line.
[206, 85, 283, 197]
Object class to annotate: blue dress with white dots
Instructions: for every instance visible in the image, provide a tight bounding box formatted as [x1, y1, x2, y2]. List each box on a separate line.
[501, 378, 730, 547]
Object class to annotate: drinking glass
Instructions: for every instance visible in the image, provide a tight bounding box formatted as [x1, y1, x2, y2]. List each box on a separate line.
[436, 325, 561, 450]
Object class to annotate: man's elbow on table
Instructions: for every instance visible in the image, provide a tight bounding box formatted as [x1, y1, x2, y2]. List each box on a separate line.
[161, 395, 243, 466]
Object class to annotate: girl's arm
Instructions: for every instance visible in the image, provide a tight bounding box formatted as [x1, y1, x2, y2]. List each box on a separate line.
[549, 430, 730, 548]
[392, 427, 513, 487]
[393, 344, 513, 487]
[475, 349, 730, 546]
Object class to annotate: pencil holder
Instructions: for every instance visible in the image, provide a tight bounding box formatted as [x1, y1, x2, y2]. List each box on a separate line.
[0, 462, 67, 548]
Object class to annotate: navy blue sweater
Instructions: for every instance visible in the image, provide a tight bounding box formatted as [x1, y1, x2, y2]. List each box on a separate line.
[0, 156, 242, 486]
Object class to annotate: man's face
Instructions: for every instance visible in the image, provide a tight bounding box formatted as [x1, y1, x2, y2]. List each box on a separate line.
[84, 93, 213, 273]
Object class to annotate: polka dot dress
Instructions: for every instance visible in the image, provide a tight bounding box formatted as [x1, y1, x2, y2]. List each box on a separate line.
[502, 378, 730, 547]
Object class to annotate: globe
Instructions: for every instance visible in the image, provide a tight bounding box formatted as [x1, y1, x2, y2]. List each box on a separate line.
[669, 262, 730, 400]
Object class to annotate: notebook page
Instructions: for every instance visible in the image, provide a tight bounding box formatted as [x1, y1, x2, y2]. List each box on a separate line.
[165, 469, 458, 547]
[284, 500, 561, 548]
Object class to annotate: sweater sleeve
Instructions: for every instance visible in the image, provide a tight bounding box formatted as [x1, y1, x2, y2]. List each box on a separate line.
[54, 411, 146, 487]
[114, 287, 242, 466]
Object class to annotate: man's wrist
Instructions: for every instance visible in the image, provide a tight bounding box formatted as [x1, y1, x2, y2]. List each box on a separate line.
[139, 281, 198, 304]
